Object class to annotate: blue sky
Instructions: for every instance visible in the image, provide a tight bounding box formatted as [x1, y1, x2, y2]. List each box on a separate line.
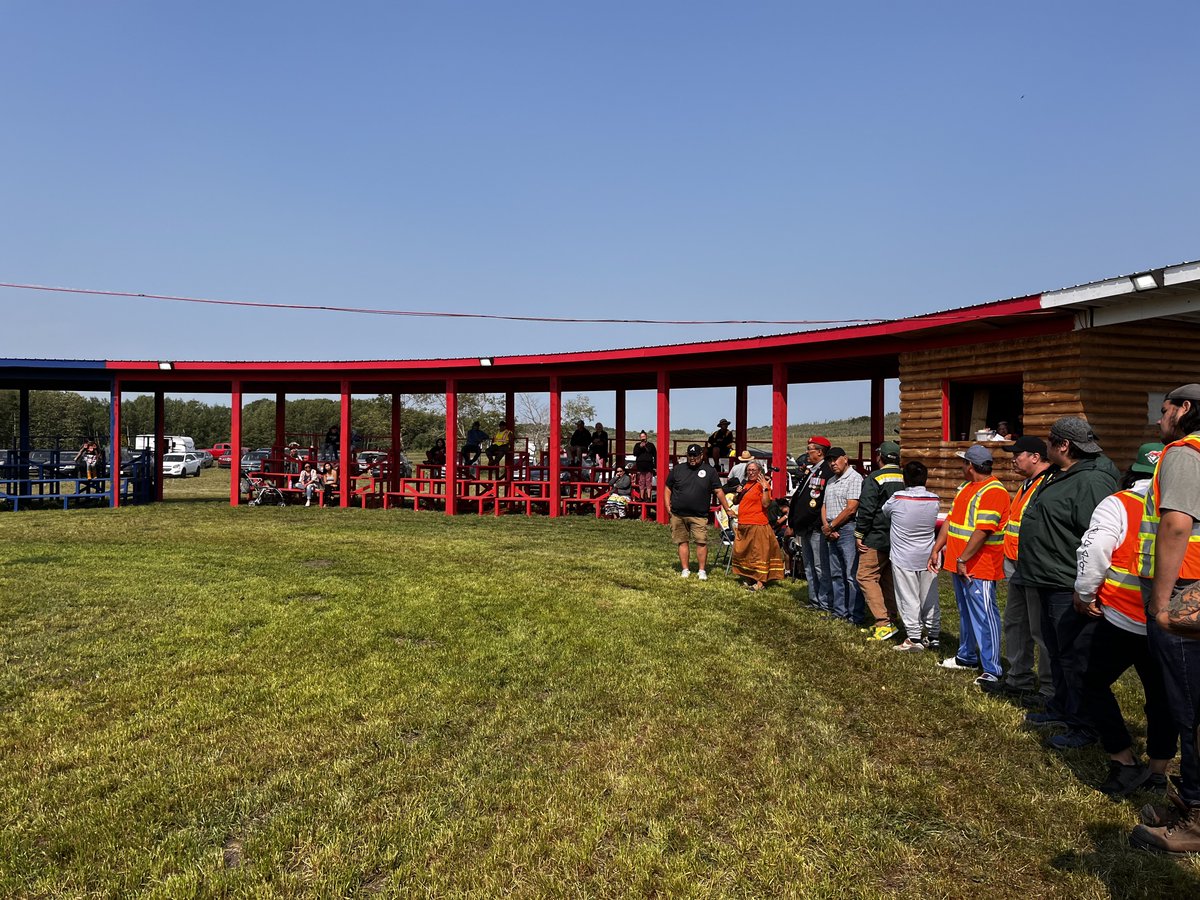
[2, 2, 1196, 427]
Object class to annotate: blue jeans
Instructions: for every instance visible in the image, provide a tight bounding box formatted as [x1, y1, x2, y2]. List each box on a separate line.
[1037, 587, 1098, 731]
[828, 526, 864, 623]
[800, 527, 832, 611]
[1147, 618, 1200, 806]
[951, 575, 1003, 678]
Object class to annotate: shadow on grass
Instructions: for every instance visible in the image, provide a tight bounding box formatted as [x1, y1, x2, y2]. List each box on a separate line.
[1051, 823, 1200, 898]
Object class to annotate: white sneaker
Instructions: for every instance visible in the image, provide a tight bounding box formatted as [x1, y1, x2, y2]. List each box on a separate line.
[305, 499, 311, 507]
[697, 570, 708, 581]
[680, 569, 691, 578]
[939, 656, 975, 670]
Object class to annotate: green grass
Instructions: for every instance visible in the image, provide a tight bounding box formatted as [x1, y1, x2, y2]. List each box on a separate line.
[1, 473, 1198, 897]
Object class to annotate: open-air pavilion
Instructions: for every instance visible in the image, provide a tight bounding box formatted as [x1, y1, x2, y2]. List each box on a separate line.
[3, 259, 1199, 516]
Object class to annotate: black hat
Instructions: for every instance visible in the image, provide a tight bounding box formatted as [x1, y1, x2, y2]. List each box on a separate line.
[1048, 416, 1102, 454]
[827, 446, 847, 459]
[1010, 435, 1047, 457]
[686, 443, 704, 455]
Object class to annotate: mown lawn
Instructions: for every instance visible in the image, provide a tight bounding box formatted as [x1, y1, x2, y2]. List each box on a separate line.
[2, 475, 1198, 897]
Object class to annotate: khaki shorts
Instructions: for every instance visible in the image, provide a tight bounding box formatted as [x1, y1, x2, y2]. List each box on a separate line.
[671, 515, 709, 545]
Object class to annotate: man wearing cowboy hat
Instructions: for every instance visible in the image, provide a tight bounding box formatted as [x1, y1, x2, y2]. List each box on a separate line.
[727, 449, 755, 488]
[706, 418, 735, 471]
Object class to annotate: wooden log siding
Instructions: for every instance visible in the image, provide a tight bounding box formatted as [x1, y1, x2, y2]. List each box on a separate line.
[898, 320, 1200, 510]
[899, 331, 1084, 506]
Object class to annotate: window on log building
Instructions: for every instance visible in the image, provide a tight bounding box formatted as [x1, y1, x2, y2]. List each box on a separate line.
[944, 376, 1023, 441]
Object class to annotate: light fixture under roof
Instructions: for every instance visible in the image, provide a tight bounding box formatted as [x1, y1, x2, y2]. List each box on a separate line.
[158, 361, 174, 370]
[1131, 272, 1160, 292]
[479, 357, 494, 367]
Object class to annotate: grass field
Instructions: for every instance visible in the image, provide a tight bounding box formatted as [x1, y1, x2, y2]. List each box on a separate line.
[2, 470, 1198, 897]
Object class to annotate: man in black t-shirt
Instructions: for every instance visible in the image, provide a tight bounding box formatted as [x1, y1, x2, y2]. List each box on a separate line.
[664, 443, 732, 581]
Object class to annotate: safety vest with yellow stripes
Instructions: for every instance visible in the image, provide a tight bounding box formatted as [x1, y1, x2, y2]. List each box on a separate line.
[1098, 489, 1146, 623]
[1135, 433, 1200, 580]
[1002, 471, 1046, 562]
[945, 477, 1010, 580]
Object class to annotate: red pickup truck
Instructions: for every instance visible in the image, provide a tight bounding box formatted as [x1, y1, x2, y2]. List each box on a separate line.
[209, 443, 247, 468]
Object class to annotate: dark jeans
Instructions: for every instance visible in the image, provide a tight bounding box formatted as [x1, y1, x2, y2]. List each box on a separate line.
[1081, 617, 1177, 759]
[828, 525, 864, 623]
[1147, 618, 1200, 806]
[1037, 587, 1098, 731]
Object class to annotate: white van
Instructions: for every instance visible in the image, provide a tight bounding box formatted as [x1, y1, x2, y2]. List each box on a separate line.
[134, 434, 197, 453]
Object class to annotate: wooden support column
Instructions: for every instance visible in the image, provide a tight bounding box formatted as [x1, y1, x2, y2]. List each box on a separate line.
[771, 362, 788, 499]
[504, 390, 515, 479]
[339, 381, 351, 508]
[230, 381, 242, 506]
[110, 379, 121, 508]
[548, 378, 561, 518]
[615, 388, 627, 463]
[735, 383, 748, 454]
[18, 389, 30, 500]
[391, 392, 402, 489]
[656, 371, 669, 524]
[870, 376, 885, 459]
[153, 392, 165, 502]
[275, 391, 287, 455]
[445, 380, 458, 515]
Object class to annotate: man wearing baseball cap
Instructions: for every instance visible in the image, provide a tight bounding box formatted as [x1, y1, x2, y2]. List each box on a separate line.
[787, 436, 835, 611]
[664, 443, 733, 581]
[1016, 416, 1119, 748]
[929, 444, 1010, 685]
[990, 435, 1054, 702]
[1132, 384, 1200, 853]
[855, 440, 905, 641]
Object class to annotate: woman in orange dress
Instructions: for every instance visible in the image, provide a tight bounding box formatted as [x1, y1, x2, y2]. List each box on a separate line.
[732, 462, 786, 591]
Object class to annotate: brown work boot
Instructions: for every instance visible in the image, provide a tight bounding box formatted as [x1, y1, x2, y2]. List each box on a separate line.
[1140, 785, 1189, 828]
[1131, 804, 1200, 856]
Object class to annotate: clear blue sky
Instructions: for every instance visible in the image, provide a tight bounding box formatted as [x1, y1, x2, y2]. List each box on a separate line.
[2, 2, 1196, 427]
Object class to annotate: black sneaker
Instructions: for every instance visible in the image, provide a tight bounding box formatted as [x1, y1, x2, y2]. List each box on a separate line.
[1100, 761, 1152, 797]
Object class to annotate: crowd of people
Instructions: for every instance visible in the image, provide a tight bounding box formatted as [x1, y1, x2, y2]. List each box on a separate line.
[661, 386, 1200, 855]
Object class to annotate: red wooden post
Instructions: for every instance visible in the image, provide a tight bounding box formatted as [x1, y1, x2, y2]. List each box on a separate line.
[110, 379, 121, 508]
[230, 381, 242, 506]
[275, 391, 287, 455]
[445, 379, 458, 515]
[735, 383, 748, 455]
[153, 391, 165, 502]
[656, 370, 669, 524]
[548, 378, 561, 518]
[615, 388, 627, 464]
[772, 362, 788, 499]
[504, 390, 515, 478]
[871, 376, 885, 456]
[391, 392, 402, 490]
[339, 380, 351, 508]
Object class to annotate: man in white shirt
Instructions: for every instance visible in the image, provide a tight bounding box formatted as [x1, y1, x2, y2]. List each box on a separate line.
[883, 460, 942, 651]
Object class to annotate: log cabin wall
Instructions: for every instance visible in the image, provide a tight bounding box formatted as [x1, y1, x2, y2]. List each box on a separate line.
[898, 331, 1085, 506]
[1077, 319, 1200, 470]
[898, 318, 1200, 509]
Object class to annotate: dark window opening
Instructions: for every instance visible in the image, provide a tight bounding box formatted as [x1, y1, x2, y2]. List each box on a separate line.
[945, 378, 1023, 441]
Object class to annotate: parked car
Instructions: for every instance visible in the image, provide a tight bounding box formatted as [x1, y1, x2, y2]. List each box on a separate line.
[197, 450, 215, 468]
[239, 449, 271, 472]
[162, 452, 203, 477]
[356, 450, 387, 475]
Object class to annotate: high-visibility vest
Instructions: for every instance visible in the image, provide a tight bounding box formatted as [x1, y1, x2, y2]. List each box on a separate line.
[1098, 490, 1146, 623]
[1135, 434, 1200, 579]
[947, 478, 1009, 547]
[1003, 471, 1046, 561]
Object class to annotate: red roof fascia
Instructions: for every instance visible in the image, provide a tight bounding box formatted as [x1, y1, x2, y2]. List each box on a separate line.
[105, 293, 1047, 375]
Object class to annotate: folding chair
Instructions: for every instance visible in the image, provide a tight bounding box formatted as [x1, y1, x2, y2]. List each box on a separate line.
[713, 508, 737, 574]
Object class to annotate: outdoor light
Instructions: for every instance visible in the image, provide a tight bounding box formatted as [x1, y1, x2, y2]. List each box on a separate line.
[1131, 273, 1160, 292]
[158, 361, 174, 370]
[479, 357, 493, 367]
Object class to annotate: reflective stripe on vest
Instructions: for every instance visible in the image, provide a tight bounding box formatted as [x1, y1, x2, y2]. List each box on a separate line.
[1136, 434, 1200, 579]
[1098, 490, 1146, 623]
[1003, 472, 1046, 560]
[949, 479, 1008, 545]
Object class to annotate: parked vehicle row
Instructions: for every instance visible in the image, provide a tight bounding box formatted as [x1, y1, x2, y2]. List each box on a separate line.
[162, 452, 204, 477]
